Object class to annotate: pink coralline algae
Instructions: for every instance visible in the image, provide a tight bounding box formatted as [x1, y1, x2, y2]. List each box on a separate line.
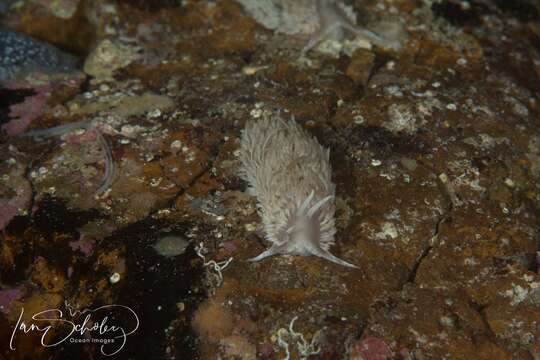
[0, 286, 25, 314]
[69, 235, 95, 256]
[0, 164, 33, 231]
[2, 84, 51, 136]
[349, 337, 395, 360]
[0, 202, 18, 231]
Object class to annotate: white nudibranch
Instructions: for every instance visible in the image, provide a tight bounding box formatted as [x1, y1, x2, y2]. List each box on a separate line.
[238, 114, 358, 268]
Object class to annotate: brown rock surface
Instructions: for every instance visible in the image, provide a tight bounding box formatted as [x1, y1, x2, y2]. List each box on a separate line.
[0, 0, 539, 359]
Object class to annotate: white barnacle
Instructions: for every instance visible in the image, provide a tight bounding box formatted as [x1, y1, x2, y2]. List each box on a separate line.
[238, 112, 358, 268]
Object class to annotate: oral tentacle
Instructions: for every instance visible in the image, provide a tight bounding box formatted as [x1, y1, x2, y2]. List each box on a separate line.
[248, 245, 282, 262]
[307, 245, 359, 269]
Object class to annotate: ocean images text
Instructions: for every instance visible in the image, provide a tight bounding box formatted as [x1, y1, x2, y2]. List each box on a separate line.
[9, 301, 139, 356]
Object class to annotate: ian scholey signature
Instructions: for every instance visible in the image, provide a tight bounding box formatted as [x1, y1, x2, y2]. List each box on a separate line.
[9, 300, 140, 356]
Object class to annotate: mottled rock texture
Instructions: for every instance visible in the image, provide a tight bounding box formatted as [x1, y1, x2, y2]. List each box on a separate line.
[0, 0, 539, 359]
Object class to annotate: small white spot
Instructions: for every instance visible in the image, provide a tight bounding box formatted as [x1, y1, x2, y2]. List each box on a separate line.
[250, 108, 263, 118]
[242, 65, 267, 75]
[109, 272, 121, 283]
[245, 223, 257, 232]
[354, 115, 364, 125]
[170, 140, 183, 149]
[148, 109, 162, 118]
[121, 125, 134, 136]
[150, 178, 162, 187]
